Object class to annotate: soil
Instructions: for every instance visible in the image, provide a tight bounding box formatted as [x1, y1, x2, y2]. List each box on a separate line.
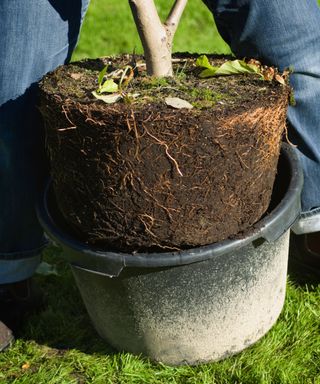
[39, 53, 290, 253]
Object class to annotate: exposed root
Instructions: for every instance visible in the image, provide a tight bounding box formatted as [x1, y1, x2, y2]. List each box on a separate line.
[213, 139, 226, 152]
[126, 109, 141, 159]
[120, 172, 135, 190]
[236, 151, 249, 169]
[126, 110, 140, 139]
[138, 213, 158, 239]
[60, 105, 76, 131]
[109, 200, 125, 213]
[283, 124, 298, 148]
[143, 124, 183, 176]
[135, 175, 178, 221]
[57, 126, 77, 132]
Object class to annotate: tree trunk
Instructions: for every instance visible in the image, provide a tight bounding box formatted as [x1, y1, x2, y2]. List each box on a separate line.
[128, 0, 187, 77]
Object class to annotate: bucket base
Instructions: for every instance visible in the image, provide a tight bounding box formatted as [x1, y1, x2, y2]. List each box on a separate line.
[71, 231, 289, 365]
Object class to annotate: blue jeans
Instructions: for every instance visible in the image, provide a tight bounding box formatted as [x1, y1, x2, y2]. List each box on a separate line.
[203, 0, 320, 235]
[0, 0, 89, 283]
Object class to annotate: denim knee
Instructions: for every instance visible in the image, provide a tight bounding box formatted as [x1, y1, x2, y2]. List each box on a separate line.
[203, 0, 320, 219]
[0, 0, 90, 282]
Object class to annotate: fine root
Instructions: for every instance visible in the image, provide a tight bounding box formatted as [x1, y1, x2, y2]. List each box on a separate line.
[143, 125, 183, 176]
[126, 109, 141, 159]
[59, 105, 77, 131]
[283, 124, 298, 148]
[236, 150, 249, 169]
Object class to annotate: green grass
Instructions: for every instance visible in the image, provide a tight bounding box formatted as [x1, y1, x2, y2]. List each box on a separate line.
[73, 0, 230, 61]
[0, 245, 319, 384]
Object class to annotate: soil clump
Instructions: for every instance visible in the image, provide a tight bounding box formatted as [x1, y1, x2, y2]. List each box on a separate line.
[39, 54, 289, 252]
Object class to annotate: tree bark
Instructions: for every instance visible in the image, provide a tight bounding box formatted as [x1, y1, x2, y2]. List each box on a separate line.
[129, 0, 188, 77]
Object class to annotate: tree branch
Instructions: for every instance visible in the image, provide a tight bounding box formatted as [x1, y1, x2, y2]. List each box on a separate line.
[165, 0, 188, 40]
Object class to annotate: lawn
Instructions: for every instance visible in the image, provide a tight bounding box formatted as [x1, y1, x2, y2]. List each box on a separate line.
[1, 1, 319, 383]
[0, 245, 319, 384]
[72, 0, 230, 60]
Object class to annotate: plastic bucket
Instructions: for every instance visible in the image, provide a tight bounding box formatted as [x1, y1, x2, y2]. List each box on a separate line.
[37, 143, 303, 365]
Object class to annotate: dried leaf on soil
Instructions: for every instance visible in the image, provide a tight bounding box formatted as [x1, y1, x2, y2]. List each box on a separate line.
[165, 97, 193, 109]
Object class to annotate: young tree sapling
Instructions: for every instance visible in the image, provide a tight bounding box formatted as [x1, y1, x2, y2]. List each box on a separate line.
[128, 0, 188, 77]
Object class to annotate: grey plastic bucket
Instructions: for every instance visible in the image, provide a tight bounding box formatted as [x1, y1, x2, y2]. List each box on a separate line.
[37, 143, 303, 365]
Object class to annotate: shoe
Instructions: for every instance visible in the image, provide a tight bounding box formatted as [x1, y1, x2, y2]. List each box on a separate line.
[0, 278, 45, 332]
[305, 231, 320, 255]
[289, 232, 320, 281]
[0, 321, 14, 352]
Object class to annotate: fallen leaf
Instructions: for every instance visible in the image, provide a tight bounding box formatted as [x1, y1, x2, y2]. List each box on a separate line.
[70, 73, 83, 80]
[247, 59, 262, 67]
[214, 60, 260, 76]
[196, 55, 219, 71]
[261, 67, 275, 81]
[99, 79, 119, 93]
[92, 91, 122, 104]
[21, 363, 30, 370]
[196, 55, 260, 78]
[275, 74, 286, 85]
[165, 97, 193, 109]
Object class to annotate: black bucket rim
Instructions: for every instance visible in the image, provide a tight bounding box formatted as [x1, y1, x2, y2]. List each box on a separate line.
[37, 143, 303, 274]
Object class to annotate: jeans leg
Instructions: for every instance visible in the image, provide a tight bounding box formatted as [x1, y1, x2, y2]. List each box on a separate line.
[0, 0, 90, 284]
[203, 0, 320, 233]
